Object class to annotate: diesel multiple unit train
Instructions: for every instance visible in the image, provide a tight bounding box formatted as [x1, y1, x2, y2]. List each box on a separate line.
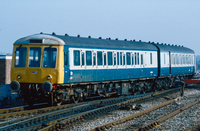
[10, 33, 196, 106]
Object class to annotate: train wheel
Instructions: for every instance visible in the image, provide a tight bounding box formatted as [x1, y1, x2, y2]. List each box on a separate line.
[54, 99, 62, 106]
[72, 92, 80, 103]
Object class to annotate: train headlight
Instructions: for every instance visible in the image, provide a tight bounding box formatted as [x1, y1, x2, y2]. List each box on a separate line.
[42, 81, 53, 93]
[47, 75, 52, 80]
[10, 80, 20, 91]
[17, 75, 21, 79]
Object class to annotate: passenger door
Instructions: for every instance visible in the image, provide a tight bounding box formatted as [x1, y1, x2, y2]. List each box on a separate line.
[64, 46, 70, 83]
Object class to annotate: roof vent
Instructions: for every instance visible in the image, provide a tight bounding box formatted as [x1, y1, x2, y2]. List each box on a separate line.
[115, 38, 118, 40]
[52, 32, 56, 35]
[65, 33, 69, 36]
[99, 37, 102, 39]
[88, 36, 91, 38]
[77, 35, 80, 37]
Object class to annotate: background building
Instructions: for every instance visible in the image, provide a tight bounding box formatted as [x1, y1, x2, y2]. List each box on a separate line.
[0, 55, 12, 85]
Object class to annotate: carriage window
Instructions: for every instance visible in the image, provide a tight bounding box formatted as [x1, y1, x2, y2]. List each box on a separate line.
[141, 54, 143, 65]
[120, 52, 122, 65]
[188, 56, 190, 64]
[150, 53, 152, 65]
[173, 55, 175, 65]
[135, 52, 137, 65]
[177, 55, 179, 64]
[126, 52, 131, 65]
[97, 51, 102, 65]
[93, 52, 96, 66]
[123, 53, 125, 66]
[137, 53, 139, 65]
[180, 55, 182, 65]
[171, 54, 173, 65]
[185, 56, 187, 64]
[43, 48, 57, 68]
[175, 55, 178, 65]
[114, 53, 116, 65]
[164, 54, 166, 65]
[117, 52, 119, 65]
[81, 52, 85, 65]
[132, 53, 134, 65]
[15, 47, 27, 67]
[29, 47, 41, 67]
[64, 52, 68, 66]
[182, 55, 184, 65]
[107, 52, 113, 65]
[74, 50, 80, 66]
[192, 55, 194, 64]
[86, 51, 92, 66]
[104, 53, 106, 65]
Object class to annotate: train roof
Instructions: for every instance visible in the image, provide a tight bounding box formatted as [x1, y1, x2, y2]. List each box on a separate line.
[152, 43, 195, 54]
[14, 33, 194, 54]
[14, 34, 157, 51]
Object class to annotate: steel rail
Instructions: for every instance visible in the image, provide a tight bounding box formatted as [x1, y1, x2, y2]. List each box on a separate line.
[0, 88, 178, 130]
[0, 92, 149, 120]
[38, 88, 178, 131]
[88, 99, 177, 131]
[135, 99, 200, 131]
[0, 106, 25, 114]
[0, 93, 151, 130]
[0, 101, 90, 120]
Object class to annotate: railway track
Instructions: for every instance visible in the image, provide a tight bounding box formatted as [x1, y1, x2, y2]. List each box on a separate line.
[0, 88, 179, 131]
[88, 88, 200, 131]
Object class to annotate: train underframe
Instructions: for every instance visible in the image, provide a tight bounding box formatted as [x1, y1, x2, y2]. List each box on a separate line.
[19, 75, 191, 106]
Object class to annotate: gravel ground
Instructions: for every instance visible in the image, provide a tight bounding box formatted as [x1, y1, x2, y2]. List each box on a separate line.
[153, 87, 200, 131]
[64, 89, 182, 131]
[114, 87, 200, 131]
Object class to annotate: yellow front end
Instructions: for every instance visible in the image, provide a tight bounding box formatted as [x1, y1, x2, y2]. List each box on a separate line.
[11, 44, 64, 85]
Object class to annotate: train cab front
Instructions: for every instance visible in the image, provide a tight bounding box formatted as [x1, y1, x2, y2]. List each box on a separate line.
[10, 34, 64, 106]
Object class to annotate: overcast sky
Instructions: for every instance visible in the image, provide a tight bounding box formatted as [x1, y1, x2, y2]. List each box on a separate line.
[0, 0, 200, 55]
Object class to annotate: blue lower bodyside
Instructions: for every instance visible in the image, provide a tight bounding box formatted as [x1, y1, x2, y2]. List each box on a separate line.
[66, 68, 158, 83]
[171, 66, 195, 76]
[64, 66, 195, 83]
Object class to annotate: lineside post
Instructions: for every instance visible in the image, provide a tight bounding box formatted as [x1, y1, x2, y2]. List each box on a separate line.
[179, 81, 185, 97]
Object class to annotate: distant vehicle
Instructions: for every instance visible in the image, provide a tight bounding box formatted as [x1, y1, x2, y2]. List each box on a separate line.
[10, 33, 196, 106]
